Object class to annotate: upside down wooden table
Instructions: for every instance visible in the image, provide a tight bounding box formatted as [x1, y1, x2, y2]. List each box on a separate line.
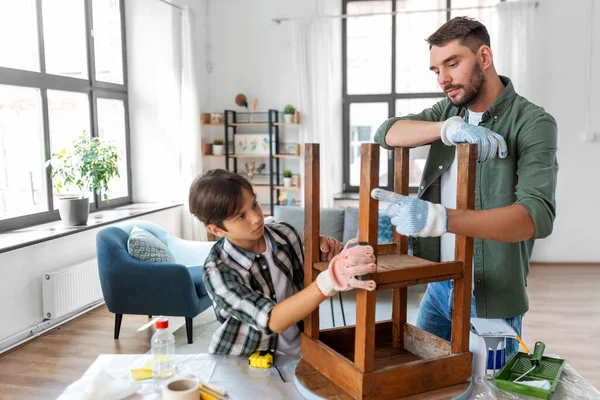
[296, 143, 477, 399]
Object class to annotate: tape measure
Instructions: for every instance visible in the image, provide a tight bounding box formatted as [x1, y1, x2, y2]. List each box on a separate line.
[248, 351, 273, 369]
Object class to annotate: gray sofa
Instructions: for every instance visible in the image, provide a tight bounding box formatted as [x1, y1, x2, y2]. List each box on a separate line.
[270, 206, 394, 245]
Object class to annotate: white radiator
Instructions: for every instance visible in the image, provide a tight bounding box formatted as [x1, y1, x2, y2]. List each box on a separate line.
[42, 259, 103, 320]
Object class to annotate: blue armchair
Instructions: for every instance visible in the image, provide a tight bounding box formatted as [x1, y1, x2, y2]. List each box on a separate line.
[96, 220, 215, 344]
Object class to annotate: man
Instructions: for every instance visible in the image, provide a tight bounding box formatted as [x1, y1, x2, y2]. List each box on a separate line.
[371, 17, 558, 356]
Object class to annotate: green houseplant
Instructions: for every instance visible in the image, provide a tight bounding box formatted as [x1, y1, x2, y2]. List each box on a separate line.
[283, 169, 293, 187]
[283, 105, 296, 123]
[213, 138, 225, 155]
[45, 131, 120, 226]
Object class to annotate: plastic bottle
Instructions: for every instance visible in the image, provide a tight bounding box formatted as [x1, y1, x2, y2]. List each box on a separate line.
[151, 318, 175, 380]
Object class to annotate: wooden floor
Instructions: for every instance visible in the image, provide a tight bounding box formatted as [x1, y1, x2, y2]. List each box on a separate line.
[521, 263, 600, 389]
[0, 264, 598, 399]
[0, 307, 154, 399]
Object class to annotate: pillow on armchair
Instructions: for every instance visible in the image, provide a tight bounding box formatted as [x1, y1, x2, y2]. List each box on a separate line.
[127, 226, 175, 263]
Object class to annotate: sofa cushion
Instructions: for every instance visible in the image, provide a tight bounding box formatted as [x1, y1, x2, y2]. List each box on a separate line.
[127, 226, 175, 263]
[342, 207, 395, 245]
[273, 206, 345, 242]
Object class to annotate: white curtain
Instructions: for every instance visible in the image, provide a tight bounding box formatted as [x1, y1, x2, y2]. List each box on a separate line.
[492, 1, 539, 99]
[291, 16, 342, 208]
[180, 6, 208, 241]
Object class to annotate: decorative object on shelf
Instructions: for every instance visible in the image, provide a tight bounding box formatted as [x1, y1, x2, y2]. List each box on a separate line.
[294, 110, 301, 124]
[235, 93, 249, 110]
[278, 191, 294, 206]
[202, 143, 213, 155]
[201, 112, 211, 125]
[235, 133, 273, 155]
[45, 130, 120, 226]
[249, 97, 259, 122]
[283, 169, 293, 187]
[280, 143, 300, 155]
[213, 139, 224, 155]
[257, 163, 266, 175]
[283, 104, 296, 123]
[210, 113, 224, 124]
[244, 159, 256, 182]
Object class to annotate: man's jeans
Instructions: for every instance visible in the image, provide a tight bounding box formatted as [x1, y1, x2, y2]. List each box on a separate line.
[416, 280, 523, 358]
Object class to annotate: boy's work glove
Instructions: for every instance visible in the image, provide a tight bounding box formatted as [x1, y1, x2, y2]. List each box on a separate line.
[371, 188, 447, 237]
[319, 235, 342, 262]
[315, 239, 377, 297]
[441, 116, 508, 163]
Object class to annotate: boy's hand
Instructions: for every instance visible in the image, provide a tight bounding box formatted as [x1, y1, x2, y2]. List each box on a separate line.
[371, 188, 447, 237]
[316, 239, 377, 297]
[319, 235, 342, 262]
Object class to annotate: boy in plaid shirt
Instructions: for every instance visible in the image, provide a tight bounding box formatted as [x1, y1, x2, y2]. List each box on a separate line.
[188, 169, 376, 356]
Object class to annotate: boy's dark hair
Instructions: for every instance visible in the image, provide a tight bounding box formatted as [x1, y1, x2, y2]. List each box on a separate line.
[426, 16, 490, 54]
[189, 169, 254, 230]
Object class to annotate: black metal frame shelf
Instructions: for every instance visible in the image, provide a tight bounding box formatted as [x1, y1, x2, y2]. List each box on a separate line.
[223, 109, 300, 216]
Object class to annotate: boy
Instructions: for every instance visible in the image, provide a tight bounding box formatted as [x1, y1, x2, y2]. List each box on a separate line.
[188, 169, 377, 356]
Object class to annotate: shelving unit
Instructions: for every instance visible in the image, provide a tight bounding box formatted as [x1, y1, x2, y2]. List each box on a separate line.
[201, 109, 302, 216]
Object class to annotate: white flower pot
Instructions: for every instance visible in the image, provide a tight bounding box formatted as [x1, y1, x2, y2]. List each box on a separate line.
[283, 177, 293, 187]
[213, 145, 224, 155]
[57, 196, 90, 226]
[283, 114, 294, 124]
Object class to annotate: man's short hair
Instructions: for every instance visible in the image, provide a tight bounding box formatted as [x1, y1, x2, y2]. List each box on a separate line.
[426, 16, 490, 53]
[188, 169, 254, 230]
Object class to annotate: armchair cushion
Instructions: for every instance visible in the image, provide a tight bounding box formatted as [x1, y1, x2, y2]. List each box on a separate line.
[127, 225, 175, 263]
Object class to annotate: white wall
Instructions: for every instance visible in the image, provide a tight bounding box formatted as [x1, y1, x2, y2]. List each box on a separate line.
[204, 0, 314, 112]
[0, 207, 182, 346]
[529, 0, 600, 262]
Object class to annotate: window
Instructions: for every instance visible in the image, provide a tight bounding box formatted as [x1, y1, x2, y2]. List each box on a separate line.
[0, 0, 130, 232]
[342, 0, 495, 192]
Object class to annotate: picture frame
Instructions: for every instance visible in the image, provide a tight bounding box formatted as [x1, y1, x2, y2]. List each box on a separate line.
[235, 134, 275, 155]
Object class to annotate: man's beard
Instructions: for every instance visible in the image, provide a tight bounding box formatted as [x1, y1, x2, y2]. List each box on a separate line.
[445, 63, 486, 108]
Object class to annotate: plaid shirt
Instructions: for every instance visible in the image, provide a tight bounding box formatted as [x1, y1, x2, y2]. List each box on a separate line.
[202, 223, 305, 356]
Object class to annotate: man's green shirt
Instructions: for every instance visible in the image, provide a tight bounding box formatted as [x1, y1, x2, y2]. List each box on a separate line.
[374, 76, 558, 318]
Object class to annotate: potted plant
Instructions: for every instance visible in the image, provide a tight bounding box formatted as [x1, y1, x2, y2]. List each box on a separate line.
[213, 139, 224, 155]
[283, 169, 293, 187]
[283, 105, 296, 124]
[45, 131, 120, 226]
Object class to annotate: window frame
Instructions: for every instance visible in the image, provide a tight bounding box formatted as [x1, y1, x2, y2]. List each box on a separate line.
[0, 0, 131, 232]
[342, 0, 447, 193]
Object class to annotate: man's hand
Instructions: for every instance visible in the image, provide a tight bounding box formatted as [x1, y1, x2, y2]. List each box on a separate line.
[441, 116, 508, 163]
[371, 189, 447, 237]
[315, 240, 377, 297]
[319, 236, 342, 262]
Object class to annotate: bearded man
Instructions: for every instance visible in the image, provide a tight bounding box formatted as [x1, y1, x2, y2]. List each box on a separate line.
[372, 16, 558, 358]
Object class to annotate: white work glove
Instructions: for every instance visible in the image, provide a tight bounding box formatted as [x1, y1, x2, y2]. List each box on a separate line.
[441, 116, 508, 163]
[371, 189, 447, 237]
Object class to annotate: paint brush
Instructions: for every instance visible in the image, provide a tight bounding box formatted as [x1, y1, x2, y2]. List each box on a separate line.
[515, 334, 530, 354]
